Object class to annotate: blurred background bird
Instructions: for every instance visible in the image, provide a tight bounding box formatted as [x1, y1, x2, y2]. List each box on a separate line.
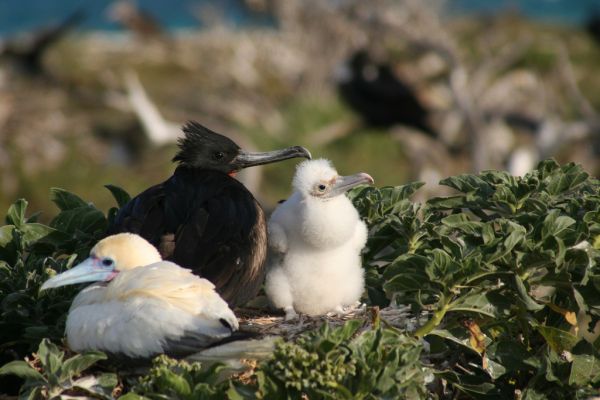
[336, 49, 435, 136]
[108, 121, 311, 307]
[41, 233, 239, 359]
[0, 9, 83, 77]
[3, 0, 600, 218]
[265, 158, 373, 320]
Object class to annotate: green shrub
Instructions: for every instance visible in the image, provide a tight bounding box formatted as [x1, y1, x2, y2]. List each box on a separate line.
[229, 319, 430, 400]
[0, 338, 116, 399]
[2, 160, 600, 399]
[123, 355, 229, 400]
[352, 160, 600, 398]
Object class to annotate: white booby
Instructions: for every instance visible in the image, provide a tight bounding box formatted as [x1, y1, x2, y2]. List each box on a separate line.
[265, 159, 374, 320]
[41, 233, 239, 359]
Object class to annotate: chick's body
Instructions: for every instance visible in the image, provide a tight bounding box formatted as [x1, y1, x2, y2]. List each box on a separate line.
[265, 159, 371, 318]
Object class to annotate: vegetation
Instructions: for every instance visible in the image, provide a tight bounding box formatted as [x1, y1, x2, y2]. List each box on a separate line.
[1, 160, 600, 399]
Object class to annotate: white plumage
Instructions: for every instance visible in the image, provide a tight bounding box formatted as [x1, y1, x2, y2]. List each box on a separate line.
[265, 159, 373, 319]
[41, 233, 238, 359]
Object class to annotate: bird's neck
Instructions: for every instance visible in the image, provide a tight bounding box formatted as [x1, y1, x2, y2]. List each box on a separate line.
[174, 165, 240, 182]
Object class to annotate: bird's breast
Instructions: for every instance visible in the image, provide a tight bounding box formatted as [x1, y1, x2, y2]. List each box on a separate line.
[296, 198, 361, 249]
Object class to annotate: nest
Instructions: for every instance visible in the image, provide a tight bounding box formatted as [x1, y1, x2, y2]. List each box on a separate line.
[235, 303, 422, 341]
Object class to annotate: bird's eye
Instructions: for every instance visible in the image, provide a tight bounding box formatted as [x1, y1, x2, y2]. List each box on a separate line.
[318, 184, 327, 191]
[213, 151, 225, 160]
[101, 258, 114, 267]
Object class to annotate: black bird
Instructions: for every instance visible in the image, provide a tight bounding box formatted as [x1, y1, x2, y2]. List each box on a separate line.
[107, 121, 311, 307]
[337, 49, 435, 135]
[585, 10, 600, 46]
[0, 10, 84, 76]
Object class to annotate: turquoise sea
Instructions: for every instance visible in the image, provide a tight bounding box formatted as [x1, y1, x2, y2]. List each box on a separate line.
[0, 0, 599, 36]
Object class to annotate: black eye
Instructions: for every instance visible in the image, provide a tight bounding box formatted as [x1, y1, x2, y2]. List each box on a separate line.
[318, 184, 326, 191]
[213, 151, 225, 160]
[102, 258, 114, 267]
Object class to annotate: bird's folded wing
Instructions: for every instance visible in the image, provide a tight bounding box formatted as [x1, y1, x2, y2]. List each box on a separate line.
[112, 262, 236, 323]
[109, 170, 264, 306]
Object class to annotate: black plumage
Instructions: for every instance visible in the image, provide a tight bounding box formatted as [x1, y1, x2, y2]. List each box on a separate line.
[0, 10, 83, 76]
[108, 121, 311, 306]
[337, 50, 435, 135]
[585, 10, 600, 46]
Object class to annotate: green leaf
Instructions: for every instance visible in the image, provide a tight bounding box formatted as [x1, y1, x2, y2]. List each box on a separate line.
[72, 373, 118, 398]
[50, 188, 89, 211]
[448, 291, 499, 318]
[0, 360, 45, 382]
[20, 223, 56, 246]
[158, 369, 192, 396]
[439, 174, 493, 195]
[441, 213, 483, 236]
[50, 206, 107, 235]
[542, 210, 576, 240]
[514, 274, 545, 311]
[544, 163, 589, 195]
[37, 339, 64, 376]
[484, 358, 507, 380]
[0, 225, 15, 247]
[6, 199, 27, 228]
[536, 325, 580, 353]
[105, 184, 132, 208]
[569, 341, 600, 386]
[428, 329, 481, 355]
[60, 351, 107, 381]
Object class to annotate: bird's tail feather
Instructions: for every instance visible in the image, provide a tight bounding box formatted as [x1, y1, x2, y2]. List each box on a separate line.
[186, 335, 278, 369]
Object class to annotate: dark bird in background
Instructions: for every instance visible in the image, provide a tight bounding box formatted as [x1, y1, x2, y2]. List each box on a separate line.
[585, 9, 600, 46]
[0, 10, 84, 76]
[108, 121, 311, 307]
[336, 49, 435, 136]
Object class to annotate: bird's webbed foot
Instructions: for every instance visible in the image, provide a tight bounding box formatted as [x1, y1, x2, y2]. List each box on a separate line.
[325, 305, 346, 318]
[328, 302, 365, 317]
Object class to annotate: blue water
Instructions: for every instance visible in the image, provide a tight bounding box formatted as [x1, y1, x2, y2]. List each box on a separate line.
[0, 0, 273, 36]
[447, 0, 600, 25]
[1, 0, 600, 36]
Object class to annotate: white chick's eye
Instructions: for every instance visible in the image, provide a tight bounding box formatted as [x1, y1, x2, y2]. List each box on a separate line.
[317, 184, 327, 191]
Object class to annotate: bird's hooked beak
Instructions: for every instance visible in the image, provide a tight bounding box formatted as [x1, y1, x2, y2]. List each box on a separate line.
[328, 172, 374, 198]
[232, 146, 311, 170]
[40, 257, 117, 291]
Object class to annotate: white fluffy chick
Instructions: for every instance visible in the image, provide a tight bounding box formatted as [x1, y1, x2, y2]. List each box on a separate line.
[265, 159, 374, 320]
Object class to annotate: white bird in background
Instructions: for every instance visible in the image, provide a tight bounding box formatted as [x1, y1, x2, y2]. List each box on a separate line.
[265, 159, 374, 320]
[41, 233, 239, 359]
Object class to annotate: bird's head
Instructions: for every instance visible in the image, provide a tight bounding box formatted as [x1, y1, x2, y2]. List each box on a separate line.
[173, 121, 312, 174]
[292, 158, 374, 200]
[41, 233, 161, 290]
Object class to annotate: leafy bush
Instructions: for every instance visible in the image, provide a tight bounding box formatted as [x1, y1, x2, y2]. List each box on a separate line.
[0, 338, 116, 399]
[2, 160, 600, 399]
[122, 355, 229, 400]
[0, 188, 126, 357]
[351, 160, 600, 398]
[228, 319, 429, 399]
[0, 187, 127, 393]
